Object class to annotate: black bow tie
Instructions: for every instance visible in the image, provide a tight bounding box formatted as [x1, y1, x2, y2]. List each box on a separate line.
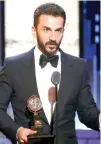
[39, 54, 59, 68]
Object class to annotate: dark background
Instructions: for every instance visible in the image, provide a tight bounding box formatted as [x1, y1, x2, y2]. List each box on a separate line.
[0, 1, 5, 69]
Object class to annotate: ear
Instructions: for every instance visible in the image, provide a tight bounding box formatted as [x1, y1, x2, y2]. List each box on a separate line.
[32, 26, 36, 38]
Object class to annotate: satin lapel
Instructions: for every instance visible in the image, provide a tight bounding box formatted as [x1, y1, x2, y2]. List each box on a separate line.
[24, 48, 49, 125]
[53, 50, 73, 123]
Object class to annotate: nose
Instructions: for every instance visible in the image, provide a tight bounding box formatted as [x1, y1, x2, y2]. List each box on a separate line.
[49, 31, 56, 41]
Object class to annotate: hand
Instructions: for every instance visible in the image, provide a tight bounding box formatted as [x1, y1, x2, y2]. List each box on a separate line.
[17, 127, 37, 143]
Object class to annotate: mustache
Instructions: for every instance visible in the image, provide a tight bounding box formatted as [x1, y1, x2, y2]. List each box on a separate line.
[46, 40, 57, 45]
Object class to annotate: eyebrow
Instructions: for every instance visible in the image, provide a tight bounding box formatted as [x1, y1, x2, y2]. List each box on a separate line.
[42, 26, 63, 31]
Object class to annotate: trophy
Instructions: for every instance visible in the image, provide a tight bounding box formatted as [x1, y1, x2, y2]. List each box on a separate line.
[27, 95, 54, 143]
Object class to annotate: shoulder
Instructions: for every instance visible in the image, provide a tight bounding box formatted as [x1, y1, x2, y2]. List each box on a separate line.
[5, 48, 34, 64]
[60, 49, 86, 66]
[60, 50, 90, 81]
[1, 48, 34, 73]
[60, 49, 89, 77]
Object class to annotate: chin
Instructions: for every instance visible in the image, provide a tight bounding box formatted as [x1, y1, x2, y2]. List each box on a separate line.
[48, 52, 56, 56]
[45, 48, 57, 56]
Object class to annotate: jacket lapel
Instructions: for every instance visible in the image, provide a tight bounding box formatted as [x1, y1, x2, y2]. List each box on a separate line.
[24, 48, 49, 125]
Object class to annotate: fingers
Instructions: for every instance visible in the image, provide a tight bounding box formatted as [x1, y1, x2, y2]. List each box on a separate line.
[17, 127, 37, 143]
[19, 139, 26, 144]
[28, 129, 37, 135]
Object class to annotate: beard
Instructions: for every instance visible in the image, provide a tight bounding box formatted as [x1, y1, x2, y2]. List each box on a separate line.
[36, 35, 61, 56]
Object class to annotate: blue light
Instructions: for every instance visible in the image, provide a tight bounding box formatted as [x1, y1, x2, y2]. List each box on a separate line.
[83, 0, 87, 4]
[95, 14, 100, 22]
[83, 9, 87, 15]
[94, 35, 99, 44]
[95, 25, 100, 33]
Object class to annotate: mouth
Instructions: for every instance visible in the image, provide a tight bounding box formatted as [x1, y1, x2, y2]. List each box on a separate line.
[47, 44, 57, 49]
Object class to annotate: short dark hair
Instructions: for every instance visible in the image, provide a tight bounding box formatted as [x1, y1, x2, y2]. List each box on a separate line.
[34, 2, 66, 28]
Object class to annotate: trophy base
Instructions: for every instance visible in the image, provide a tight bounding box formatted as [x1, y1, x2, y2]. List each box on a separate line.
[27, 134, 54, 143]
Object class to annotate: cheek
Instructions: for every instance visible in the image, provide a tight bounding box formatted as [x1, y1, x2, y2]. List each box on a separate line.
[59, 34, 63, 41]
[57, 35, 63, 43]
[37, 34, 47, 45]
[55, 32, 63, 39]
[40, 36, 47, 44]
[40, 33, 49, 42]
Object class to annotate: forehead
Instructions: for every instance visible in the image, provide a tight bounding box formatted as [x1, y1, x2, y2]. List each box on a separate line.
[38, 15, 64, 28]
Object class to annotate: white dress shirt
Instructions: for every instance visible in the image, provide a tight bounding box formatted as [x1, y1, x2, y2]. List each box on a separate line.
[34, 46, 61, 124]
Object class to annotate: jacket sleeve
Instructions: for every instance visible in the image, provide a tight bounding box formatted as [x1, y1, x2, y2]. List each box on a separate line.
[0, 64, 19, 143]
[77, 61, 100, 131]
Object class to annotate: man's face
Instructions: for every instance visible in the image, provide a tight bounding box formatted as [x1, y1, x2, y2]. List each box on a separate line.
[32, 15, 64, 56]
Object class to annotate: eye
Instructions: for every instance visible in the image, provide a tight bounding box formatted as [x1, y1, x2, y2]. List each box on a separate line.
[43, 28, 50, 32]
[56, 29, 62, 33]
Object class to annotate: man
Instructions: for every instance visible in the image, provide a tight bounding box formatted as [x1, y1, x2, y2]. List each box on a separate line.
[0, 2, 100, 144]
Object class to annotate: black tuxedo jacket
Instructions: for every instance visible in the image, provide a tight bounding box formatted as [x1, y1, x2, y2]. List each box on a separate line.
[0, 48, 100, 144]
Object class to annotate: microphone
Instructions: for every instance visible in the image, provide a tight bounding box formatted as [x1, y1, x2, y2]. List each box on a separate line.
[51, 71, 61, 144]
[51, 71, 61, 85]
[48, 87, 56, 135]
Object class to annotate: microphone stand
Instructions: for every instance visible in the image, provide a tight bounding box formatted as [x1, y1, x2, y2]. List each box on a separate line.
[51, 71, 61, 144]
[50, 102, 54, 135]
[49, 85, 58, 144]
[55, 84, 58, 144]
[48, 87, 56, 144]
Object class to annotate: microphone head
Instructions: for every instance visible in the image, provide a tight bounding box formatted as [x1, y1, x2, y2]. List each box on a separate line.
[51, 71, 61, 85]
